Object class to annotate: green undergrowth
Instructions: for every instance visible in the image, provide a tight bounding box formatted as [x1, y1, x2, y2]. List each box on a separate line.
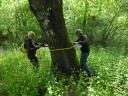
[0, 47, 128, 96]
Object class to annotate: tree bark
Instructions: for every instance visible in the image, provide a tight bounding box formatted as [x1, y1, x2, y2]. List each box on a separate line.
[28, 0, 79, 75]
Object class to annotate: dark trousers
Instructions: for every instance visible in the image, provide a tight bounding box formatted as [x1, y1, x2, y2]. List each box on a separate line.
[80, 52, 91, 77]
[28, 56, 39, 71]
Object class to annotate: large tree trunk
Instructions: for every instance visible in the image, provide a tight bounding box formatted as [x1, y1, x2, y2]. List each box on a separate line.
[28, 0, 79, 75]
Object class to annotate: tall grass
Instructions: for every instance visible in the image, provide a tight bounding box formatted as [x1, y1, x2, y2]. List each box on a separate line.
[88, 47, 128, 96]
[0, 47, 128, 96]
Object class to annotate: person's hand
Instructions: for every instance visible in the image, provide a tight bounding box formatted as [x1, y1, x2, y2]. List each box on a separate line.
[73, 42, 79, 45]
[74, 43, 81, 48]
[36, 45, 41, 49]
[44, 44, 48, 47]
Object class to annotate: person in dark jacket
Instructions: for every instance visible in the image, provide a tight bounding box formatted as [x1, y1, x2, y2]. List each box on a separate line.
[74, 29, 92, 77]
[24, 31, 41, 69]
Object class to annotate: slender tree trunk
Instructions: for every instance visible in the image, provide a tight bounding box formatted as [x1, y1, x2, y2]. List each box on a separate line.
[28, 0, 79, 75]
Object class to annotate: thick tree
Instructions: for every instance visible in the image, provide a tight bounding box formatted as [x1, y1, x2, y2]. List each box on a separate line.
[28, 0, 79, 75]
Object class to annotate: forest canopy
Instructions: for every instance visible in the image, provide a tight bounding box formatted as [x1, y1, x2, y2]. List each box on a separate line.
[0, 0, 128, 49]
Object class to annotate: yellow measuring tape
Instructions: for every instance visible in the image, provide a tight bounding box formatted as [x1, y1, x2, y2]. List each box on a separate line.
[50, 46, 74, 52]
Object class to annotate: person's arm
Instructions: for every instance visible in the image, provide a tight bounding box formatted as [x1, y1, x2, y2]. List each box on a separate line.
[73, 38, 85, 45]
[77, 35, 88, 44]
[35, 42, 48, 47]
[25, 40, 39, 51]
[73, 37, 80, 45]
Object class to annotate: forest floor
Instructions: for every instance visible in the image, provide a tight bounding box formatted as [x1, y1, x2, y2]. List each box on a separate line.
[0, 46, 128, 96]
